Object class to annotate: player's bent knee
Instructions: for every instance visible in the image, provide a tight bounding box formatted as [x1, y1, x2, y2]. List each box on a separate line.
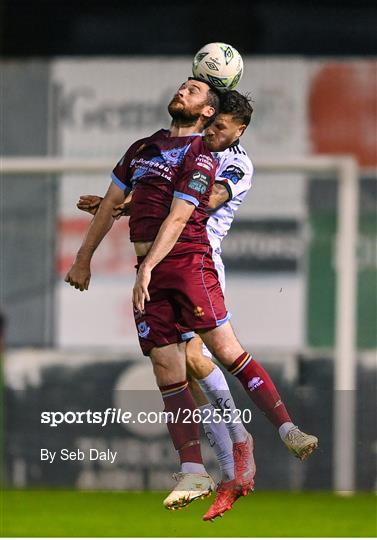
[200, 324, 244, 367]
[213, 344, 244, 367]
[186, 351, 214, 379]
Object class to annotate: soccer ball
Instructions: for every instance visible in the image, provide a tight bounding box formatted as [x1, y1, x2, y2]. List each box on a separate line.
[192, 42, 243, 91]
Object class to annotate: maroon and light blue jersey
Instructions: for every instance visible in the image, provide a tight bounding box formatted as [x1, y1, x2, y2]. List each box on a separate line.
[111, 129, 216, 244]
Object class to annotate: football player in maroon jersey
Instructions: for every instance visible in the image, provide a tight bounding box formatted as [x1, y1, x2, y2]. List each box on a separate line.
[66, 80, 317, 518]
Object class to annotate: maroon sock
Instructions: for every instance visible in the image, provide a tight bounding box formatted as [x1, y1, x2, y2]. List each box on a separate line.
[159, 381, 203, 464]
[228, 352, 292, 428]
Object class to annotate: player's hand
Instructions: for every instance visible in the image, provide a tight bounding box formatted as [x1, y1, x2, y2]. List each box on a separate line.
[112, 201, 132, 220]
[133, 264, 151, 312]
[64, 261, 91, 291]
[77, 195, 103, 216]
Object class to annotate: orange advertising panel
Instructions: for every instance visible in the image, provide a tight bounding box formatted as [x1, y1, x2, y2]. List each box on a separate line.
[309, 62, 377, 167]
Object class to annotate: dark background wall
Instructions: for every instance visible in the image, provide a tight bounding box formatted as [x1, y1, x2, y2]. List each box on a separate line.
[1, 0, 377, 57]
[1, 62, 56, 346]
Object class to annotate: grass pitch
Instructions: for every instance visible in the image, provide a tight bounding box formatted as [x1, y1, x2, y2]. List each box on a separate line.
[1, 490, 376, 537]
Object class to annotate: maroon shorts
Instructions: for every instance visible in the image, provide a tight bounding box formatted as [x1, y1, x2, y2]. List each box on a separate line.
[134, 242, 230, 356]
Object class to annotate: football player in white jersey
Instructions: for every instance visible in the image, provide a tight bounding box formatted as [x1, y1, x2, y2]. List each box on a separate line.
[77, 90, 317, 520]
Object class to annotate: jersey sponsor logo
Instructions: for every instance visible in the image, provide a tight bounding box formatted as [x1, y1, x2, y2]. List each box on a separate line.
[131, 166, 149, 182]
[196, 153, 214, 172]
[198, 162, 212, 172]
[221, 164, 245, 184]
[130, 156, 173, 183]
[188, 171, 210, 195]
[137, 321, 151, 338]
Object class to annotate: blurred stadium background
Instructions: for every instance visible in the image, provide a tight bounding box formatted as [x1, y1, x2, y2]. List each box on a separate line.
[1, 0, 376, 536]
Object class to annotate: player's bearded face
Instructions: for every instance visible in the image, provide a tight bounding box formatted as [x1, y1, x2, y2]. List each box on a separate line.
[168, 81, 211, 126]
[205, 114, 246, 152]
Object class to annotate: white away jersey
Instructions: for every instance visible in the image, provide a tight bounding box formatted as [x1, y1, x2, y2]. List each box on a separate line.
[207, 140, 253, 252]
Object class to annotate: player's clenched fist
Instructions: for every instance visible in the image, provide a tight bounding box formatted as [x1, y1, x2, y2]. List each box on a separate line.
[64, 262, 91, 291]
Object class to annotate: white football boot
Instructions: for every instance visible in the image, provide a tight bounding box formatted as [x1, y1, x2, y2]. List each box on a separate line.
[284, 427, 318, 460]
[163, 472, 215, 510]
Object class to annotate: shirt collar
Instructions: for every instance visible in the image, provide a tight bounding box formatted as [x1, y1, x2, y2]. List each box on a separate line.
[228, 138, 240, 149]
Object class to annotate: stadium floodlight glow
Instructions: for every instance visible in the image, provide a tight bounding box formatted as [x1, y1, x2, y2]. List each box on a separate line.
[1, 154, 359, 493]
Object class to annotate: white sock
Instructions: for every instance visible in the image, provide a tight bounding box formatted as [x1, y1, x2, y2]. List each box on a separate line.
[279, 422, 297, 440]
[198, 365, 249, 444]
[199, 404, 234, 481]
[181, 462, 207, 474]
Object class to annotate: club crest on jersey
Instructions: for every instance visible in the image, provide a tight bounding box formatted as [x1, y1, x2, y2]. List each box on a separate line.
[137, 321, 151, 338]
[188, 170, 210, 194]
[161, 145, 189, 166]
[194, 306, 205, 318]
[221, 164, 245, 184]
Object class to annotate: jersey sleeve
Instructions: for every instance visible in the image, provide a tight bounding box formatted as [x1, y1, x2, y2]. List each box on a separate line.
[215, 153, 254, 200]
[173, 139, 216, 207]
[111, 139, 144, 194]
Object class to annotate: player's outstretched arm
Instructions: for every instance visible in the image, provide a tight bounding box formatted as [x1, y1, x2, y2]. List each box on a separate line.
[133, 197, 195, 311]
[77, 195, 103, 216]
[65, 182, 125, 291]
[77, 191, 133, 220]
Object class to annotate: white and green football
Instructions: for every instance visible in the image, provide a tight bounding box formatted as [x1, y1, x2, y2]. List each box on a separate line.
[192, 42, 243, 91]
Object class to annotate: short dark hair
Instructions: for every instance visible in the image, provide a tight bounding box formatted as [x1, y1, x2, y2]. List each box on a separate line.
[219, 90, 253, 126]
